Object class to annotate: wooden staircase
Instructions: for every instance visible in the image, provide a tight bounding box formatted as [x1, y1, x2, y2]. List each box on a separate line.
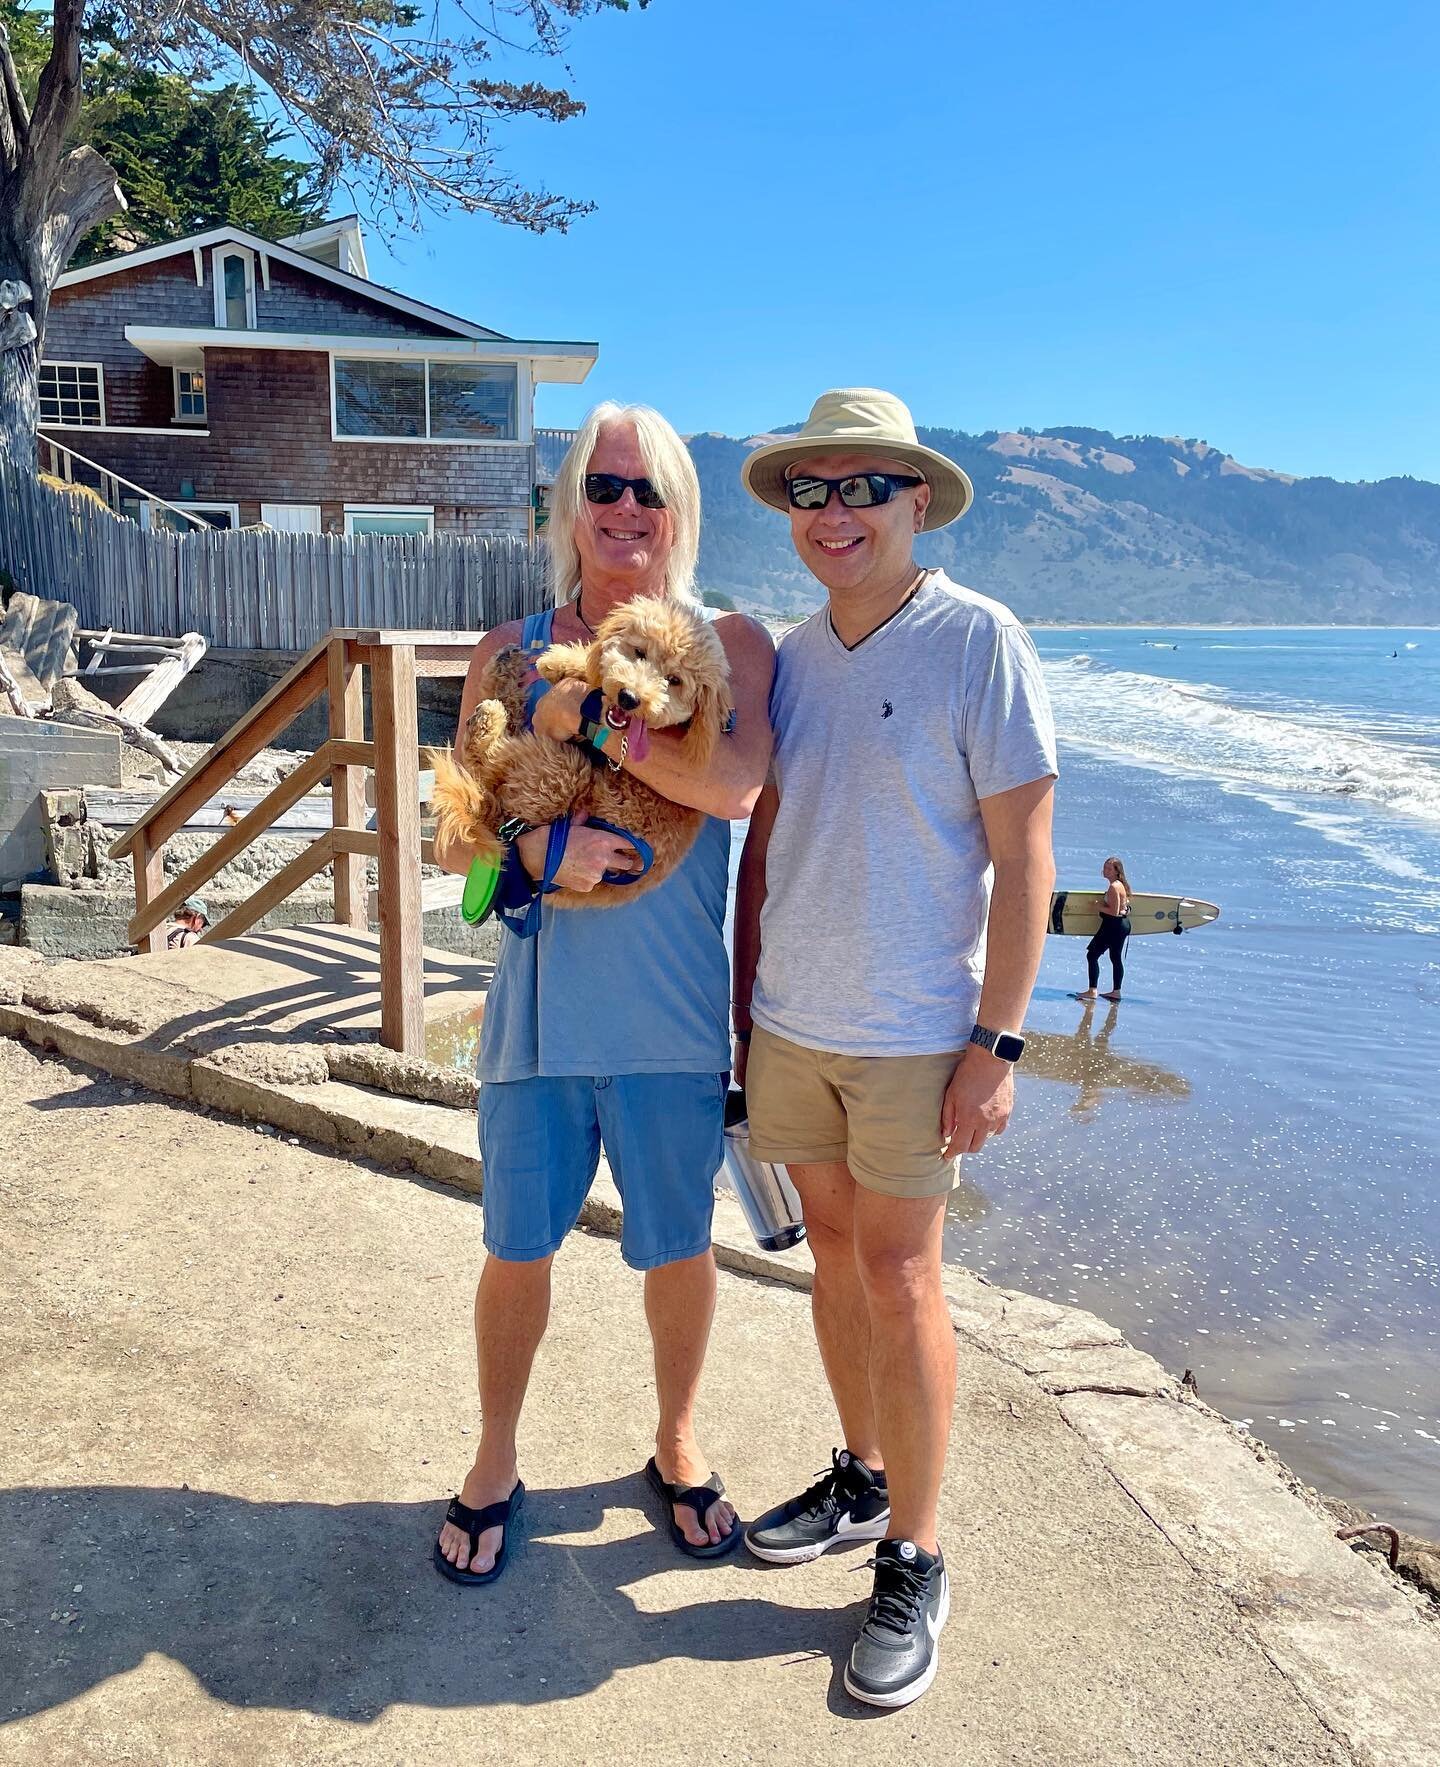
[110, 628, 480, 1054]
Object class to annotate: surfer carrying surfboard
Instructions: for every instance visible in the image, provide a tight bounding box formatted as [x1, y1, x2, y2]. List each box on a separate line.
[1076, 856, 1132, 1002]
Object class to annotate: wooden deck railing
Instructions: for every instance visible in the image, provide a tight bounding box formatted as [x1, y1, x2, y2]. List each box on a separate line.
[110, 628, 482, 1055]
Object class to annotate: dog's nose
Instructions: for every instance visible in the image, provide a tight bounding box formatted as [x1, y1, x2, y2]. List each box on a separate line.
[617, 690, 640, 712]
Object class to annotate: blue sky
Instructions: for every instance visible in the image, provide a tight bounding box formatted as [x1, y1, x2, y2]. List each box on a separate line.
[361, 0, 1439, 484]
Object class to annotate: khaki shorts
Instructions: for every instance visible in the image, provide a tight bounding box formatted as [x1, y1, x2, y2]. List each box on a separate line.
[746, 1026, 962, 1198]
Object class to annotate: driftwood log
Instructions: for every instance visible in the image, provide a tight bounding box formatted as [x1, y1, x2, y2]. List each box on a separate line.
[49, 677, 183, 775]
[73, 628, 207, 727]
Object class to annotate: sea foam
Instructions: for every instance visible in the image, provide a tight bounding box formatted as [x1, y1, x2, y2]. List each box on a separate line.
[1045, 655, 1440, 824]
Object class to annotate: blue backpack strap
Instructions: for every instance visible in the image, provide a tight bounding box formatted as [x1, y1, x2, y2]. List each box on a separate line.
[521, 607, 557, 730]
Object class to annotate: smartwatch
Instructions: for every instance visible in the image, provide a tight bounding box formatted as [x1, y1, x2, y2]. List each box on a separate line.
[969, 1023, 1026, 1064]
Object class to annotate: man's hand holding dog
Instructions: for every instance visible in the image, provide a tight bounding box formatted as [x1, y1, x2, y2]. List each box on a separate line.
[939, 1047, 1013, 1157]
[516, 819, 640, 893]
[530, 679, 588, 744]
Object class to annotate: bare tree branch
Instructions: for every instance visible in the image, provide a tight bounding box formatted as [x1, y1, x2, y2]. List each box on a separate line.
[37, 142, 126, 282]
[0, 22, 32, 170]
[99, 0, 638, 232]
[28, 0, 86, 178]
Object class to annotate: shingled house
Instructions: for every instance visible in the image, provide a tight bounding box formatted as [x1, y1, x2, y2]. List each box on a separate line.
[37, 216, 595, 537]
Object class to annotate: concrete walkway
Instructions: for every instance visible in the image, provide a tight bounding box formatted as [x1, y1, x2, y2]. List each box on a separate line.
[4, 1035, 1435, 1765]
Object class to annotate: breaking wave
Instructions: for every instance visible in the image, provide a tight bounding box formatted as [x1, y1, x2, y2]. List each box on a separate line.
[1044, 655, 1440, 825]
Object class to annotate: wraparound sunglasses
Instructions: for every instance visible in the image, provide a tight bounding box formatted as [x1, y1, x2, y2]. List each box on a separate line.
[584, 472, 667, 509]
[786, 471, 924, 511]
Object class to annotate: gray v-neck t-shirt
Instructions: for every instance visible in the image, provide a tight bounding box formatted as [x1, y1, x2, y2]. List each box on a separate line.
[752, 570, 1058, 1057]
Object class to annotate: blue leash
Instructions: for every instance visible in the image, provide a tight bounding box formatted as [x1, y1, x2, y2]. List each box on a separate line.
[495, 816, 654, 940]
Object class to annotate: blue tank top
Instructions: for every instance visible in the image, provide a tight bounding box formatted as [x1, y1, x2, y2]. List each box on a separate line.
[477, 607, 732, 1081]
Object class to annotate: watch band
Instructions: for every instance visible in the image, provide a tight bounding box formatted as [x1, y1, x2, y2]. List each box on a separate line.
[495, 816, 536, 846]
[969, 1023, 1026, 1063]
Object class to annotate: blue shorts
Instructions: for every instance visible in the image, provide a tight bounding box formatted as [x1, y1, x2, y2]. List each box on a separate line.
[477, 1072, 725, 1271]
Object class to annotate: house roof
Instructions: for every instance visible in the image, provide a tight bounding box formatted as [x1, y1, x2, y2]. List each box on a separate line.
[279, 216, 369, 279]
[125, 325, 598, 383]
[56, 222, 507, 343]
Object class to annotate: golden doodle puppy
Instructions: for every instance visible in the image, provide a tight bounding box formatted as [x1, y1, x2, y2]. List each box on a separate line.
[430, 597, 733, 907]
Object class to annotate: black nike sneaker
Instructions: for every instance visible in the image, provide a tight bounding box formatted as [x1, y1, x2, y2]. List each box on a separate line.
[843, 1539, 950, 1708]
[744, 1448, 890, 1564]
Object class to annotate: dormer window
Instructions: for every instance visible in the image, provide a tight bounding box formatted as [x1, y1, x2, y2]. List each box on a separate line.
[223, 256, 246, 326]
[212, 246, 256, 328]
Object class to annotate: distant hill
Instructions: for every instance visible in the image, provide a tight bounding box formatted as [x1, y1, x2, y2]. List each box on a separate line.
[689, 425, 1440, 624]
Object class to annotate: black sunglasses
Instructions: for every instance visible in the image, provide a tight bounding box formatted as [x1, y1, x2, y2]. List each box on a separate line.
[785, 471, 924, 511]
[584, 472, 667, 510]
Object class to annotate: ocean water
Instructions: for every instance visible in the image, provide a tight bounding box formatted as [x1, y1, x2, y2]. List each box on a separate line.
[956, 627, 1440, 1536]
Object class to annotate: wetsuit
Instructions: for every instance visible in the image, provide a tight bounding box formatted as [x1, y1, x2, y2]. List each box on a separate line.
[1086, 904, 1131, 991]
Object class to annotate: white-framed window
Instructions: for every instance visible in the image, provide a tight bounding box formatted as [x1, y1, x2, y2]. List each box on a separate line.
[212, 245, 256, 329]
[343, 505, 435, 537]
[177, 501, 241, 531]
[173, 367, 207, 422]
[38, 361, 105, 426]
[331, 356, 519, 444]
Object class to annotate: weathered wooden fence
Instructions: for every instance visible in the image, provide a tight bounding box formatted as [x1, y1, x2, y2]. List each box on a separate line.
[0, 458, 549, 648]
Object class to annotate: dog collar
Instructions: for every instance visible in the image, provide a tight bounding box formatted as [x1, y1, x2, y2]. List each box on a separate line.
[578, 689, 650, 767]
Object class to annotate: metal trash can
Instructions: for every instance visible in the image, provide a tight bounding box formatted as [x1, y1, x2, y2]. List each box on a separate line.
[720, 1088, 807, 1253]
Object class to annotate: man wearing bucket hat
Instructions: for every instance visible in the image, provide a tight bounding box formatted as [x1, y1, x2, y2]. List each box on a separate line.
[732, 388, 1057, 1708]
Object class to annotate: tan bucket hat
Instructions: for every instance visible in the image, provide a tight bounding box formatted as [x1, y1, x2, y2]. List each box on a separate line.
[741, 387, 974, 531]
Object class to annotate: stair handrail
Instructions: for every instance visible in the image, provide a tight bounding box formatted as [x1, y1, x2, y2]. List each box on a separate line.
[110, 635, 333, 862]
[37, 431, 214, 530]
[108, 627, 485, 1055]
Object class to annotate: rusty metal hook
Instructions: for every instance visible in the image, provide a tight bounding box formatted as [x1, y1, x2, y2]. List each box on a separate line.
[1336, 1523, 1401, 1570]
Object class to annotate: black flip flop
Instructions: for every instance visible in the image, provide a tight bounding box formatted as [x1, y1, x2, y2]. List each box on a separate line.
[644, 1456, 742, 1560]
[432, 1480, 525, 1586]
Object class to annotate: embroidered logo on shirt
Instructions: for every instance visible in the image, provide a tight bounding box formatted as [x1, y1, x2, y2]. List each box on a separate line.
[881, 699, 894, 719]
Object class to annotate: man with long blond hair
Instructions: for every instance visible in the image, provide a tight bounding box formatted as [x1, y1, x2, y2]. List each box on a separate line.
[430, 402, 774, 1584]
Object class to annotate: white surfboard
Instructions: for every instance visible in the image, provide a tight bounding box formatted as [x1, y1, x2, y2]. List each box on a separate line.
[1048, 891, 1220, 937]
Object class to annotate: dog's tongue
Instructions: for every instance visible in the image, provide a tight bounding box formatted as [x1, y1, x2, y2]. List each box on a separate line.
[626, 719, 650, 762]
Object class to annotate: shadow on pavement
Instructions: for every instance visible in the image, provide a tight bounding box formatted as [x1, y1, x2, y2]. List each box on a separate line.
[1, 1476, 863, 1725]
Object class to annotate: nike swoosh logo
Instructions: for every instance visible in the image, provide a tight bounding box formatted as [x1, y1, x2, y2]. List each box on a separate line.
[927, 1576, 949, 1639]
[834, 1509, 887, 1538]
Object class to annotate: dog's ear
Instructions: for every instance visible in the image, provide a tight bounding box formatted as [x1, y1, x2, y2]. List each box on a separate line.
[679, 676, 734, 771]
